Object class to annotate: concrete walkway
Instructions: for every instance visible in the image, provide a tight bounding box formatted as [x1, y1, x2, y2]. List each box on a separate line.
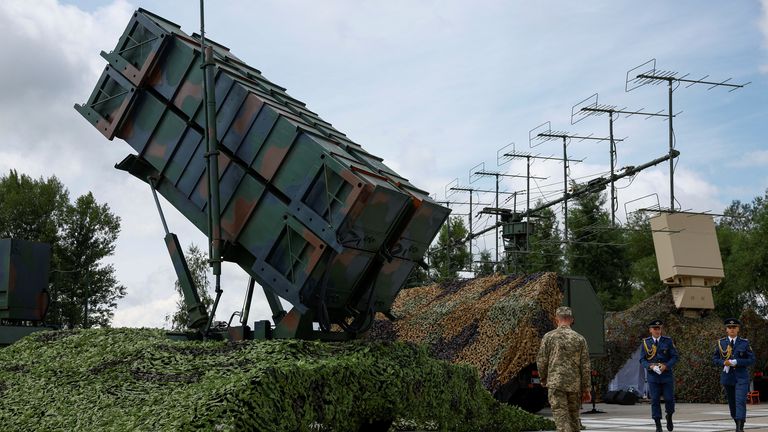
[536, 402, 768, 432]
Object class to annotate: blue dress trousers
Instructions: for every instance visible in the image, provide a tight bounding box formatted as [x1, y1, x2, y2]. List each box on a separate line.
[712, 337, 755, 421]
[639, 336, 679, 419]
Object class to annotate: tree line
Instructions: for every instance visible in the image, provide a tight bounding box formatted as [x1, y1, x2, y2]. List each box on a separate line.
[419, 187, 768, 317]
[0, 170, 218, 330]
[4, 167, 766, 325]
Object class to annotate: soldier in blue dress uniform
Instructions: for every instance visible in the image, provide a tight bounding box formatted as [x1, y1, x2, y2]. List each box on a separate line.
[712, 318, 755, 432]
[639, 319, 678, 432]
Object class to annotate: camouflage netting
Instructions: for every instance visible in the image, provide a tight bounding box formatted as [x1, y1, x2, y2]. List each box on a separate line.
[0, 328, 554, 432]
[595, 290, 768, 403]
[368, 273, 562, 394]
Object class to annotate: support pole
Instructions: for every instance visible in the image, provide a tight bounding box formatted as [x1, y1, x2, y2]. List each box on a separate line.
[526, 155, 531, 253]
[668, 79, 675, 212]
[495, 176, 499, 264]
[200, 0, 223, 334]
[562, 136, 569, 243]
[468, 192, 473, 274]
[609, 112, 616, 226]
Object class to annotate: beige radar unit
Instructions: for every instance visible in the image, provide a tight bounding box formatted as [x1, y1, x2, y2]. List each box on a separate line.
[650, 211, 724, 315]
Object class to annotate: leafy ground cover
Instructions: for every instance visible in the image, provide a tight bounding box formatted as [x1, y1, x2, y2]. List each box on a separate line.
[0, 328, 553, 431]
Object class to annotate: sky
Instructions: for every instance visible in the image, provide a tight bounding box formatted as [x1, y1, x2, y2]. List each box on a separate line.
[1, 0, 767, 328]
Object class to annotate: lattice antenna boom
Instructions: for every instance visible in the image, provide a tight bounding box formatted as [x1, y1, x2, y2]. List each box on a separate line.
[626, 58, 749, 92]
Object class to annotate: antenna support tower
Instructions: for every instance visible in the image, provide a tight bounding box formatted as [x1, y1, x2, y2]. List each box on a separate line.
[626, 58, 749, 213]
[529, 121, 618, 242]
[471, 164, 532, 265]
[571, 93, 673, 225]
[446, 183, 492, 274]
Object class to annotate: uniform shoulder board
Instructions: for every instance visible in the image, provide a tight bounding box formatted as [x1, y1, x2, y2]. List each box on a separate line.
[719, 337, 728, 342]
[741, 338, 749, 342]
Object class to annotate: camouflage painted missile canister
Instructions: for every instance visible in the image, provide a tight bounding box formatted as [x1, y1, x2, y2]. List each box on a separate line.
[75, 9, 449, 325]
[0, 239, 52, 321]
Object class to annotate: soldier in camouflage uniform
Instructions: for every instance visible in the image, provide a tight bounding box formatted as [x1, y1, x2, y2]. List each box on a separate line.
[537, 306, 592, 432]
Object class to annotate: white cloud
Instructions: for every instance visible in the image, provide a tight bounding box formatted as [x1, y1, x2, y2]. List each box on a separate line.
[731, 149, 768, 168]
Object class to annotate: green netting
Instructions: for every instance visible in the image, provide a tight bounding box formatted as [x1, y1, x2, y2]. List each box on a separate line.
[595, 290, 768, 403]
[0, 328, 553, 432]
[369, 273, 562, 394]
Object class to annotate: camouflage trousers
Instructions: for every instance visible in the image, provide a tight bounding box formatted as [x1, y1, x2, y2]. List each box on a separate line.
[548, 389, 581, 432]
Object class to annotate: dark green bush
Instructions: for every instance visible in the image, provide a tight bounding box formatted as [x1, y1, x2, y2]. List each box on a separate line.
[0, 328, 553, 431]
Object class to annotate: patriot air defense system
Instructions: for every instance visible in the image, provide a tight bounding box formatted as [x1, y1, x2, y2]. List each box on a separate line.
[75, 9, 450, 340]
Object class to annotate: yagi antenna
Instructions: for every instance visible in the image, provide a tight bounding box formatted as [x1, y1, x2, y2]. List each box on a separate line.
[445, 178, 459, 198]
[497, 142, 515, 166]
[528, 121, 618, 241]
[625, 58, 750, 212]
[571, 93, 677, 125]
[626, 58, 750, 93]
[469, 162, 485, 184]
[570, 92, 674, 226]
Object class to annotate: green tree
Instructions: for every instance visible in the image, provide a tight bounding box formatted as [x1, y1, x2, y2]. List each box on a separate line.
[624, 212, 664, 304]
[428, 216, 470, 282]
[0, 171, 125, 327]
[522, 204, 564, 274]
[53, 193, 125, 327]
[566, 190, 631, 311]
[476, 250, 495, 277]
[166, 244, 214, 330]
[0, 170, 68, 244]
[714, 194, 768, 317]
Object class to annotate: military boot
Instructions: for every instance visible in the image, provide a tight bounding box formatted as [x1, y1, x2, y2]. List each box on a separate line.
[654, 418, 663, 432]
[665, 413, 673, 431]
[737, 419, 745, 432]
[733, 419, 740, 432]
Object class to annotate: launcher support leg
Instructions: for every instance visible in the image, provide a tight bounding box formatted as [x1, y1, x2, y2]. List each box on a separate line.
[149, 178, 209, 330]
[272, 308, 315, 339]
[240, 276, 256, 326]
[164, 233, 209, 330]
[263, 287, 287, 325]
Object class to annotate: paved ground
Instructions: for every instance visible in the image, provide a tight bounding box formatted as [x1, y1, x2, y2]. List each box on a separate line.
[536, 402, 768, 432]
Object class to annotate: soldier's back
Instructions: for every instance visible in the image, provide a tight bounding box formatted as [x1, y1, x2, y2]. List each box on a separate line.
[542, 327, 587, 392]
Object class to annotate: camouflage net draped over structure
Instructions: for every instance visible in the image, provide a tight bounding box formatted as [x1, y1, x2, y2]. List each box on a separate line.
[370, 273, 562, 393]
[0, 328, 553, 432]
[595, 290, 768, 403]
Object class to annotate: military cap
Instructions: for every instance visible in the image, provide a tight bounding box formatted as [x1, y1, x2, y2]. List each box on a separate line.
[647, 319, 663, 328]
[555, 306, 573, 317]
[724, 318, 741, 326]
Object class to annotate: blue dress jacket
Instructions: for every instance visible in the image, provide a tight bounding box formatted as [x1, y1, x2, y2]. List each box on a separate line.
[712, 337, 755, 385]
[639, 335, 679, 383]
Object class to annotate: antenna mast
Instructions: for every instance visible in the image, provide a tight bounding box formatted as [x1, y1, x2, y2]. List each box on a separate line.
[625, 58, 749, 212]
[529, 122, 614, 242]
[571, 93, 672, 225]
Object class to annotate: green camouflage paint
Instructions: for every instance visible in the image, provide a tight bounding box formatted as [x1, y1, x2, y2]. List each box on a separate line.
[75, 8, 450, 336]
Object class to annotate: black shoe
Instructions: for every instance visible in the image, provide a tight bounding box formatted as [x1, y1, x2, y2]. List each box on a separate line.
[666, 414, 673, 431]
[655, 418, 663, 432]
[737, 419, 745, 432]
[734, 419, 740, 432]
